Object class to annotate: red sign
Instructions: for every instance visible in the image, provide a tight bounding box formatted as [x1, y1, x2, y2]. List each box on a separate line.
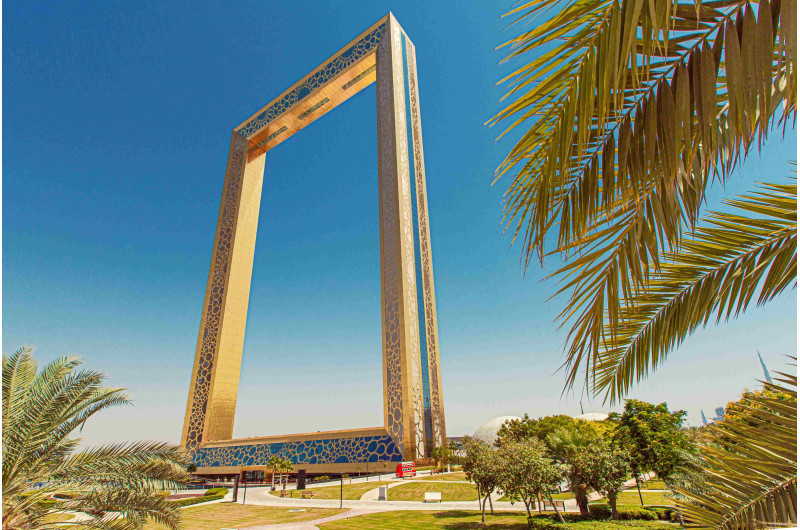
[395, 461, 416, 478]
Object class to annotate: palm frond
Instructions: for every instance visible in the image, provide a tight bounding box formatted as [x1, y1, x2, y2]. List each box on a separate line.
[675, 368, 797, 528]
[581, 179, 796, 402]
[491, 0, 796, 396]
[2, 346, 190, 530]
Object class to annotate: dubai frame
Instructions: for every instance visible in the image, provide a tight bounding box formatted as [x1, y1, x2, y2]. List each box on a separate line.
[181, 14, 446, 476]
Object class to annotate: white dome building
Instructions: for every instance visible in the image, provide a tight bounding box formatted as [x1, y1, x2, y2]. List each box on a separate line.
[472, 416, 521, 445]
[574, 412, 609, 421]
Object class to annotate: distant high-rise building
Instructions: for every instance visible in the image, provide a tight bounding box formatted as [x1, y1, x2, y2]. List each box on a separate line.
[758, 351, 774, 384]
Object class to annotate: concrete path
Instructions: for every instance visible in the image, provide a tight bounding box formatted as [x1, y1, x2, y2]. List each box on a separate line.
[218, 470, 658, 528]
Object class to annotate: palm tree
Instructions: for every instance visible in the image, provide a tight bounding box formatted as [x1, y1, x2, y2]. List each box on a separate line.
[675, 368, 796, 528]
[489, 3, 796, 523]
[266, 456, 280, 489]
[2, 346, 190, 530]
[545, 426, 595, 516]
[489, 0, 795, 402]
[278, 458, 294, 491]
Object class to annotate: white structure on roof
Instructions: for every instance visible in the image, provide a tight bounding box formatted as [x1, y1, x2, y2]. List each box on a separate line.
[575, 412, 609, 422]
[472, 416, 521, 445]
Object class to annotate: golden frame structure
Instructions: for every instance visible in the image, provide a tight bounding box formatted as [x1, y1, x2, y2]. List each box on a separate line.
[181, 13, 445, 475]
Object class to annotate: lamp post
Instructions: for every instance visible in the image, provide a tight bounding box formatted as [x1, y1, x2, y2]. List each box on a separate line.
[339, 474, 343, 509]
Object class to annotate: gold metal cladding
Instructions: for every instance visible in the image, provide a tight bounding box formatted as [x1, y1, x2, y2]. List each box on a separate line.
[182, 13, 445, 468]
[405, 37, 446, 448]
[237, 17, 387, 154]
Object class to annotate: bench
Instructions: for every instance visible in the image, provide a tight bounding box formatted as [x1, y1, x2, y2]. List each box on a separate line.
[279, 490, 288, 498]
[301, 490, 314, 499]
[424, 492, 442, 503]
[538, 499, 565, 511]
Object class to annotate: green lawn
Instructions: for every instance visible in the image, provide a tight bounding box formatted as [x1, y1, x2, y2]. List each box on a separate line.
[319, 510, 684, 529]
[592, 491, 676, 506]
[640, 480, 668, 490]
[385, 481, 480, 502]
[415, 472, 469, 482]
[140, 504, 343, 529]
[499, 491, 573, 502]
[268, 481, 391, 500]
[41, 513, 76, 524]
[320, 510, 531, 529]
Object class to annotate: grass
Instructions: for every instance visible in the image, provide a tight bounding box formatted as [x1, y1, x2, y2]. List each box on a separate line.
[501, 489, 674, 505]
[268, 481, 391, 500]
[639, 480, 668, 490]
[319, 510, 685, 529]
[319, 509, 531, 529]
[592, 491, 676, 506]
[140, 503, 343, 529]
[41, 513, 75, 524]
[415, 472, 469, 482]
[385, 481, 480, 502]
[617, 491, 675, 506]
[499, 491, 573, 502]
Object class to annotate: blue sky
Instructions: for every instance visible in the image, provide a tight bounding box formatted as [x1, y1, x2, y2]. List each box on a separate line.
[3, 1, 796, 447]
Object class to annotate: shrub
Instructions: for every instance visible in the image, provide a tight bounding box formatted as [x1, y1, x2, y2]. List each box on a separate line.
[170, 493, 225, 507]
[528, 517, 553, 529]
[588, 504, 613, 518]
[646, 506, 675, 520]
[551, 522, 679, 529]
[204, 487, 227, 497]
[587, 504, 658, 521]
[312, 475, 330, 482]
[615, 506, 657, 520]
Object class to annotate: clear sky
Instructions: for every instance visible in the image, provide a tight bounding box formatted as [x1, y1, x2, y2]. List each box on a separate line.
[3, 1, 797, 448]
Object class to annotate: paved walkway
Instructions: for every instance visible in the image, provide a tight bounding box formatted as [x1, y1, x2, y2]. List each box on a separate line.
[212, 471, 657, 529]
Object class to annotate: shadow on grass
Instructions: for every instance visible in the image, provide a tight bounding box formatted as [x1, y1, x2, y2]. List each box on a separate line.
[430, 510, 531, 529]
[432, 510, 482, 519]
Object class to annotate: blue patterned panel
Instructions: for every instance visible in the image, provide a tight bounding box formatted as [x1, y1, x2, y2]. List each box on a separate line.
[192, 434, 403, 468]
[238, 23, 386, 139]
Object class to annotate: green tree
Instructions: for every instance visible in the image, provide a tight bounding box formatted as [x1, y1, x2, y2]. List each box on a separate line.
[462, 438, 501, 523]
[496, 414, 610, 446]
[2, 346, 190, 530]
[578, 443, 631, 519]
[490, 0, 796, 404]
[430, 444, 454, 471]
[610, 399, 690, 503]
[545, 426, 595, 516]
[496, 439, 565, 522]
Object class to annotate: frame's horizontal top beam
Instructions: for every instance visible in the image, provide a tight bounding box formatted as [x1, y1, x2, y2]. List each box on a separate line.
[235, 14, 391, 153]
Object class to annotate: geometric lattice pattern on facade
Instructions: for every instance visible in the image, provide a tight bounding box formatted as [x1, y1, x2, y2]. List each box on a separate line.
[181, 13, 445, 474]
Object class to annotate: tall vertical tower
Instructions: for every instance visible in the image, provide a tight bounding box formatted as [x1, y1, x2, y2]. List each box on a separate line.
[181, 14, 445, 474]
